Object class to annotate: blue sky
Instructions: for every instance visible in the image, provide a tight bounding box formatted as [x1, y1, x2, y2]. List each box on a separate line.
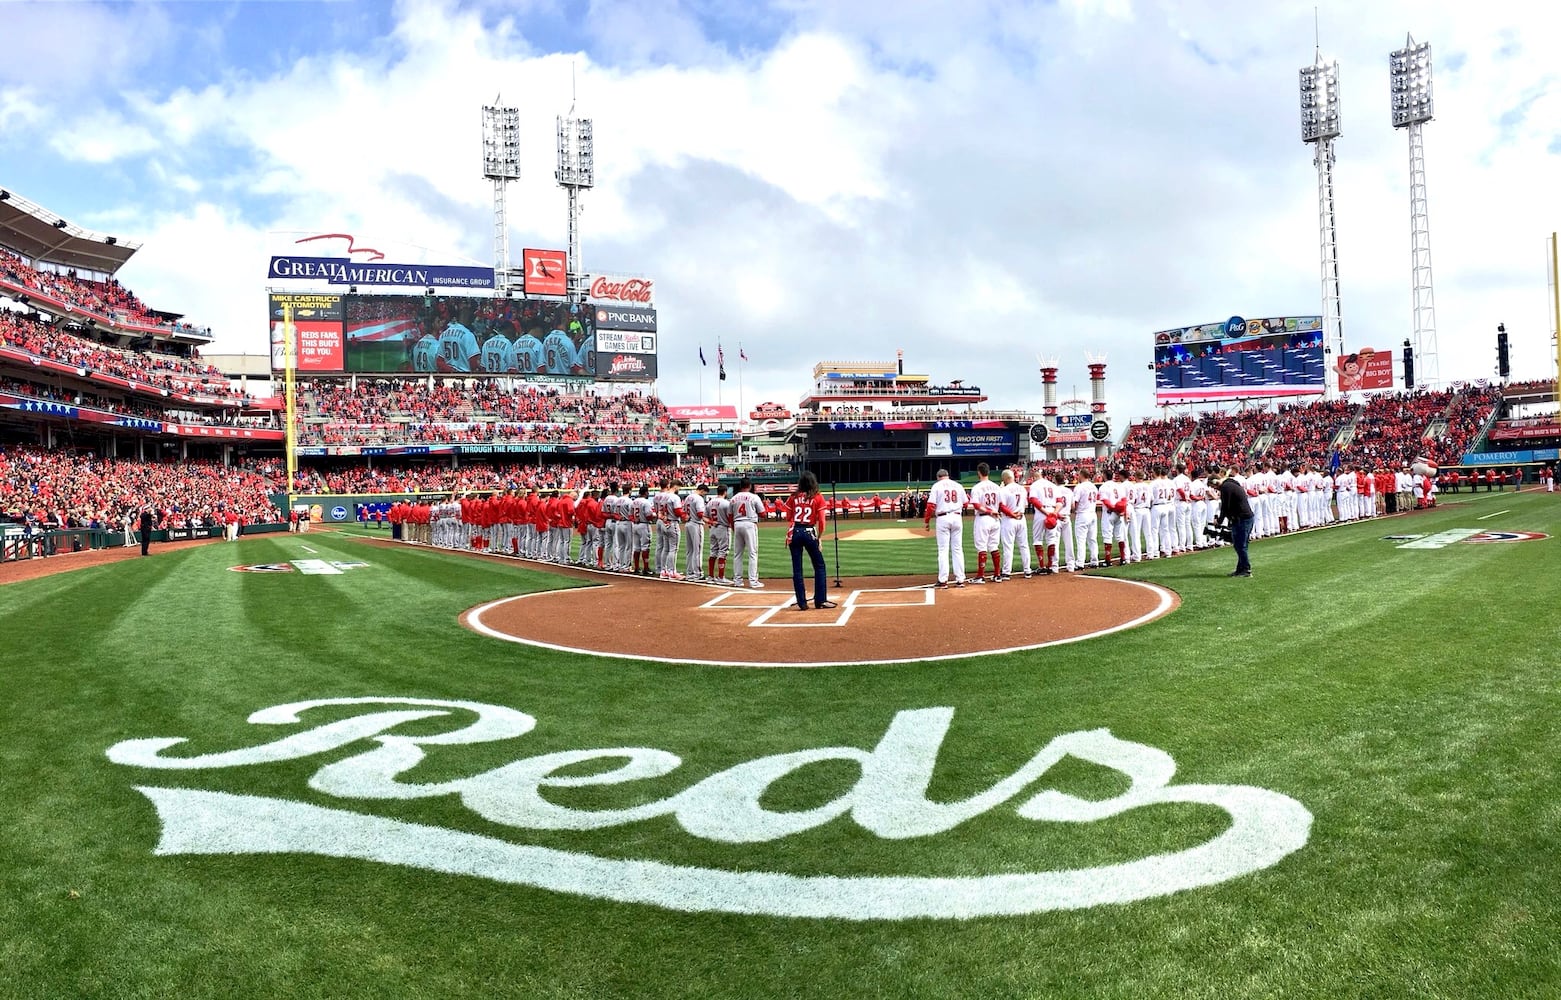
[1, 0, 1559, 420]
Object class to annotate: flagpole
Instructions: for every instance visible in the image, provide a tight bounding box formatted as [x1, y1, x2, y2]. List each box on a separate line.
[737, 344, 745, 463]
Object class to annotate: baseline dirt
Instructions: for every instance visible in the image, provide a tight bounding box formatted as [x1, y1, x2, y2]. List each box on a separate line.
[461, 563, 1178, 667]
[0, 534, 253, 585]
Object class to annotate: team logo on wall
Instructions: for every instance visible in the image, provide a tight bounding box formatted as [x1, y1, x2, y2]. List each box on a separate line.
[107, 698, 1313, 920]
[228, 564, 296, 573]
[1464, 531, 1548, 543]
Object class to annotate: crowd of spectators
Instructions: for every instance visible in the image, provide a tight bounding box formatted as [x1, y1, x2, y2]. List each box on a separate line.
[0, 311, 239, 401]
[0, 374, 275, 429]
[288, 458, 716, 496]
[1263, 399, 1356, 470]
[1, 444, 281, 527]
[0, 247, 208, 336]
[295, 380, 679, 447]
[1112, 416, 1194, 471]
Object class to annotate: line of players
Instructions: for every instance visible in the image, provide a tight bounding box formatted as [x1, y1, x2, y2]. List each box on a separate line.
[929, 461, 1407, 584]
[402, 479, 777, 587]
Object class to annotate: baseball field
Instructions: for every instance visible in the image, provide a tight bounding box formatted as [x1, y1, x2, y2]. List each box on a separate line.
[2, 488, 1557, 999]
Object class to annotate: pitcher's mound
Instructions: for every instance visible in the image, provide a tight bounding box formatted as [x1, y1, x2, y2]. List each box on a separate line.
[837, 527, 930, 541]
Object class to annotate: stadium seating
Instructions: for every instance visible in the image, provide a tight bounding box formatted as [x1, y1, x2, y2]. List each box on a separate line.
[0, 247, 209, 337]
[288, 458, 716, 496]
[0, 445, 281, 525]
[0, 312, 240, 401]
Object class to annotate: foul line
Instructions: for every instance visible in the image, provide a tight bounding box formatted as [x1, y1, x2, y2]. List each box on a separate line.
[463, 577, 1178, 669]
[1476, 509, 1509, 520]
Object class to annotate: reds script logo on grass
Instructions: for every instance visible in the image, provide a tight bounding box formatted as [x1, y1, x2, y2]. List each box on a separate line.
[228, 564, 295, 573]
[107, 698, 1312, 920]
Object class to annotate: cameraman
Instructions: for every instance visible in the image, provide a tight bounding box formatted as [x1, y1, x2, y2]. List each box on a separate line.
[1209, 468, 1254, 578]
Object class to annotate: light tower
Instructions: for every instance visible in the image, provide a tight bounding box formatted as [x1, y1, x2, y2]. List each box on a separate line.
[1300, 51, 1345, 397]
[555, 110, 594, 302]
[1391, 35, 1438, 388]
[481, 101, 521, 294]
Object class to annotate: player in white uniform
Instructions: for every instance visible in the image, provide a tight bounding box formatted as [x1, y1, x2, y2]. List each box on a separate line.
[682, 484, 708, 581]
[996, 469, 1031, 580]
[1071, 473, 1100, 569]
[512, 332, 546, 375]
[1124, 471, 1150, 563]
[1097, 469, 1129, 567]
[1027, 472, 1060, 574]
[1334, 467, 1356, 522]
[729, 479, 764, 588]
[967, 463, 1002, 583]
[1054, 479, 1076, 571]
[542, 328, 577, 375]
[1172, 466, 1193, 554]
[653, 479, 685, 579]
[436, 322, 481, 373]
[706, 487, 733, 583]
[1148, 468, 1176, 558]
[922, 469, 968, 587]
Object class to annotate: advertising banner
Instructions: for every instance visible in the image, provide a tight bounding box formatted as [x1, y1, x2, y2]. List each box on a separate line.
[341, 294, 593, 376]
[521, 249, 568, 297]
[267, 256, 494, 289]
[1489, 421, 1561, 442]
[269, 293, 345, 372]
[593, 305, 657, 332]
[927, 431, 1015, 457]
[597, 329, 657, 355]
[668, 405, 739, 422]
[599, 352, 658, 381]
[1337, 347, 1393, 392]
[750, 402, 792, 421]
[588, 274, 654, 306]
[1154, 315, 1326, 404]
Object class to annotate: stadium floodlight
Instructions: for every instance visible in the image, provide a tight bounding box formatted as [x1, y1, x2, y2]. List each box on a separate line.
[556, 114, 594, 301]
[1300, 52, 1345, 397]
[482, 101, 521, 294]
[1391, 35, 1438, 388]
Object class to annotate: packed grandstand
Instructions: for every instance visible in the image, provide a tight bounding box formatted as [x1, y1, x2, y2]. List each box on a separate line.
[1, 183, 1558, 554]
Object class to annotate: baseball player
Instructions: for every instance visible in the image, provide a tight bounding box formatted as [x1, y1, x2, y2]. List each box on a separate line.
[967, 462, 1002, 583]
[682, 484, 708, 581]
[1126, 469, 1151, 563]
[1027, 469, 1059, 574]
[512, 329, 546, 375]
[997, 469, 1032, 580]
[653, 479, 685, 579]
[480, 332, 517, 374]
[631, 485, 655, 576]
[706, 486, 733, 583]
[922, 469, 968, 588]
[1172, 465, 1193, 554]
[411, 332, 439, 372]
[542, 326, 578, 375]
[729, 478, 764, 588]
[1072, 471, 1100, 569]
[1149, 467, 1176, 559]
[435, 321, 481, 373]
[1054, 476, 1076, 571]
[1097, 468, 1129, 566]
[604, 483, 626, 570]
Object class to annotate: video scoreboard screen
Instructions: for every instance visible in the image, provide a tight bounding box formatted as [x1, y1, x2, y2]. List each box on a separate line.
[1153, 315, 1325, 404]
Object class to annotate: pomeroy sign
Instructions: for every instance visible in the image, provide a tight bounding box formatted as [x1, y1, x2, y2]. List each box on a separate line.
[588, 275, 654, 305]
[108, 697, 1312, 920]
[522, 249, 568, 297]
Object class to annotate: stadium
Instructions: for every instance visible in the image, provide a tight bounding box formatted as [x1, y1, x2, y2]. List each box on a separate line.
[3, 7, 1561, 1000]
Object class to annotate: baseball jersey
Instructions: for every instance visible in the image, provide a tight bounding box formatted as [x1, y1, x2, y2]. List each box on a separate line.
[1097, 480, 1127, 514]
[1150, 476, 1175, 506]
[730, 491, 764, 522]
[437, 323, 480, 371]
[707, 495, 732, 528]
[1072, 479, 1099, 518]
[412, 335, 439, 372]
[786, 492, 828, 533]
[969, 478, 1002, 517]
[653, 490, 682, 523]
[631, 496, 655, 523]
[683, 491, 707, 524]
[1053, 484, 1074, 521]
[513, 334, 545, 374]
[998, 481, 1029, 518]
[926, 478, 968, 515]
[573, 333, 595, 375]
[542, 330, 577, 374]
[1027, 479, 1057, 514]
[480, 335, 516, 374]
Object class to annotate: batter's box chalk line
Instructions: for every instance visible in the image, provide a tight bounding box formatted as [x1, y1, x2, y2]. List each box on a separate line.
[698, 587, 935, 627]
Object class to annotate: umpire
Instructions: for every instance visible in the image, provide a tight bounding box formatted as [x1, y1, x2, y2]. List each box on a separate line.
[1210, 469, 1254, 578]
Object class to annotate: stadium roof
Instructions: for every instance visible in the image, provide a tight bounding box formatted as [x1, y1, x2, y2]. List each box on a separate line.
[0, 186, 140, 276]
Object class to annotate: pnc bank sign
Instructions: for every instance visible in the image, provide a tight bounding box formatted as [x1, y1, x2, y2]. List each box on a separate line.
[108, 697, 1312, 920]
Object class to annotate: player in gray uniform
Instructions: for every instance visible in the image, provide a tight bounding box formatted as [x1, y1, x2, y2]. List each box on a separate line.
[603, 484, 625, 570]
[652, 479, 684, 579]
[631, 485, 655, 576]
[728, 478, 764, 588]
[682, 484, 708, 581]
[706, 486, 733, 583]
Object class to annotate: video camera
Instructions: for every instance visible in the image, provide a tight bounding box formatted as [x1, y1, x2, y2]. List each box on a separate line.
[1203, 522, 1233, 543]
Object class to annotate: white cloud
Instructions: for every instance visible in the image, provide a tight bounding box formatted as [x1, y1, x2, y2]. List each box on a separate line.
[6, 0, 1561, 422]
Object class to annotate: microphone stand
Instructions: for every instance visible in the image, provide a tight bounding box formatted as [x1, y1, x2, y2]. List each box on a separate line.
[830, 481, 843, 587]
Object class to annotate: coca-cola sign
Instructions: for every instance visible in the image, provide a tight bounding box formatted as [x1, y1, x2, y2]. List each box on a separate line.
[589, 274, 654, 305]
[106, 697, 1313, 920]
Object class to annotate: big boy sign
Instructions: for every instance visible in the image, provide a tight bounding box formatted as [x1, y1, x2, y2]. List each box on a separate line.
[108, 698, 1311, 919]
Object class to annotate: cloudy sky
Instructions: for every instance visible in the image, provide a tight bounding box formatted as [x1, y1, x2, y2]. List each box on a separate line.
[1, 0, 1558, 422]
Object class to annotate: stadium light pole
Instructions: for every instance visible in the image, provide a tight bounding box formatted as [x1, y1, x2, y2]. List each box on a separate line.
[482, 101, 521, 295]
[556, 110, 594, 302]
[1391, 35, 1438, 389]
[1300, 51, 1345, 398]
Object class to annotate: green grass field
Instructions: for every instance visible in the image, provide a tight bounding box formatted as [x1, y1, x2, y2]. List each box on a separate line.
[3, 490, 1558, 999]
